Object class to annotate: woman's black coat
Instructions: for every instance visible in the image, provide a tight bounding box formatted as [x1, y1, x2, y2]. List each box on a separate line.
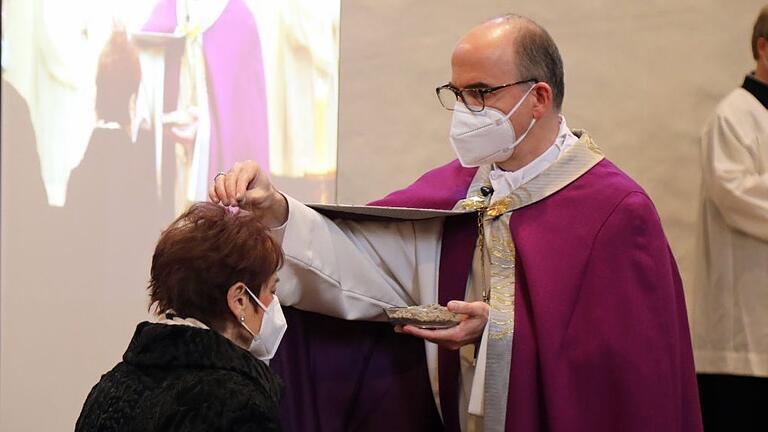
[75, 321, 282, 431]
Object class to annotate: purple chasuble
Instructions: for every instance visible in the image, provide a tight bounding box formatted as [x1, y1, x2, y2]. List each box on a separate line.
[271, 154, 702, 431]
[143, 0, 270, 176]
[376, 158, 702, 431]
[501, 159, 701, 431]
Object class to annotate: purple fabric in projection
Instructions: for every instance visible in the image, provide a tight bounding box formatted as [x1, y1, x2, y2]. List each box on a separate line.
[143, 0, 269, 176]
[273, 156, 702, 431]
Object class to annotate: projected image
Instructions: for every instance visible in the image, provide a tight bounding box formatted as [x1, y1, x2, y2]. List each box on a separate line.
[1, 2, 340, 427]
[3, 0, 340, 213]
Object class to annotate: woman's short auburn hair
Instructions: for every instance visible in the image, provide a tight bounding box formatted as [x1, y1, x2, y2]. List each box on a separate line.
[148, 202, 283, 327]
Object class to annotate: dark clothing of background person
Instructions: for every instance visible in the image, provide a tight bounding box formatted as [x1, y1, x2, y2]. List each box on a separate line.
[63, 126, 161, 291]
[1, 78, 47, 209]
[66, 126, 157, 213]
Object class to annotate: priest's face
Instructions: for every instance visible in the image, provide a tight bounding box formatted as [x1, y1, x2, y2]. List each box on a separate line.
[450, 20, 536, 136]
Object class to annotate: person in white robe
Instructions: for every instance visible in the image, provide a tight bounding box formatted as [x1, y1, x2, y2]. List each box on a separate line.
[691, 6, 768, 432]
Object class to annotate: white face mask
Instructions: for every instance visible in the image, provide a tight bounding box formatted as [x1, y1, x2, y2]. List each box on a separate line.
[240, 288, 287, 363]
[449, 84, 537, 167]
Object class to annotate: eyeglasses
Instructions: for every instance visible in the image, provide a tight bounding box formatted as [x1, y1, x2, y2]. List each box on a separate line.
[435, 78, 538, 112]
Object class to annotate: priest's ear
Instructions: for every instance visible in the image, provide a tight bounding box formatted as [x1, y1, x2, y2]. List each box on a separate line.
[759, 37, 768, 64]
[530, 81, 554, 118]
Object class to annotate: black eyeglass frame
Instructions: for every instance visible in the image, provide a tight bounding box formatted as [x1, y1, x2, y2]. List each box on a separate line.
[435, 78, 538, 112]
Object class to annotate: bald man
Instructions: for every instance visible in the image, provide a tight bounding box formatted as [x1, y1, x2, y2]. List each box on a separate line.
[211, 14, 702, 432]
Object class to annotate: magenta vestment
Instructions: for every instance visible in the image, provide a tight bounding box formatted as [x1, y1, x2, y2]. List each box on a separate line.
[273, 154, 702, 431]
[143, 0, 270, 177]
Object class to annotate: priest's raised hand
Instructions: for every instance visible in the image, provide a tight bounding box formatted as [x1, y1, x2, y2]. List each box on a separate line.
[208, 160, 288, 228]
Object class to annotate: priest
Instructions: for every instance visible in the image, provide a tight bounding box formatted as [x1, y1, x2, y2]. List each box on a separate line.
[211, 14, 702, 432]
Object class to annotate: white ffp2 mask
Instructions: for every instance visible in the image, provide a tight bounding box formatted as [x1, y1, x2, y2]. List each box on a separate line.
[449, 84, 537, 167]
[241, 290, 288, 363]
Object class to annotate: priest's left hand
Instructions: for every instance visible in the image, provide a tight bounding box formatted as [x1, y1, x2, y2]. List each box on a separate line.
[395, 300, 489, 350]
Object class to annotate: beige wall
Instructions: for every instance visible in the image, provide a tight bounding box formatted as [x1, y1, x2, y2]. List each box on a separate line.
[336, 0, 762, 298]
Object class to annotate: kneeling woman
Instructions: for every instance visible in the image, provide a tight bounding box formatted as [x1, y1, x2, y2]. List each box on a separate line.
[76, 203, 287, 431]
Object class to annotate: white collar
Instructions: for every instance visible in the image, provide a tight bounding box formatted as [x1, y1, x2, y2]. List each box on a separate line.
[157, 311, 210, 329]
[488, 115, 577, 200]
[94, 120, 123, 130]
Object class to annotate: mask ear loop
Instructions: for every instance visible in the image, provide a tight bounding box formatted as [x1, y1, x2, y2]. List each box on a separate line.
[497, 82, 537, 125]
[240, 315, 257, 337]
[244, 285, 268, 311]
[493, 83, 538, 155]
[239, 285, 265, 337]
